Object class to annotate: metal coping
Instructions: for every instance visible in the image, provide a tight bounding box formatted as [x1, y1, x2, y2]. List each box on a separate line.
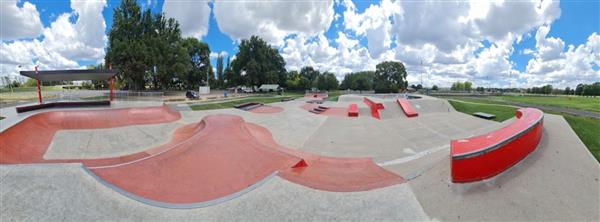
[452, 109, 544, 160]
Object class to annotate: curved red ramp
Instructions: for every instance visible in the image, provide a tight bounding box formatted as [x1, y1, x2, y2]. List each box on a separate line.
[451, 108, 544, 183]
[89, 115, 302, 207]
[0, 105, 181, 164]
[244, 123, 404, 192]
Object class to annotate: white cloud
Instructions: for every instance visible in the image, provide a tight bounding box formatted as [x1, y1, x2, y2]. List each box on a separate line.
[0, 0, 44, 40]
[213, 0, 335, 46]
[524, 30, 600, 88]
[0, 0, 107, 77]
[210, 51, 229, 59]
[473, 0, 561, 41]
[162, 0, 211, 38]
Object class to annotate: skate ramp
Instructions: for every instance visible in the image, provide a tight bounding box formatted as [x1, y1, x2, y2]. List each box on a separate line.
[88, 115, 302, 207]
[244, 123, 404, 192]
[0, 105, 181, 164]
[1, 105, 404, 207]
[409, 98, 454, 114]
[88, 115, 403, 207]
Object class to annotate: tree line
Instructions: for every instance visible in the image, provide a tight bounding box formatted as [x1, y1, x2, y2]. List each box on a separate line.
[338, 61, 408, 93]
[101, 0, 410, 92]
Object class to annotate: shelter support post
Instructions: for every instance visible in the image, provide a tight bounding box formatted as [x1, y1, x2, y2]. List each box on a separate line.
[109, 77, 114, 101]
[35, 66, 42, 104]
[36, 79, 42, 104]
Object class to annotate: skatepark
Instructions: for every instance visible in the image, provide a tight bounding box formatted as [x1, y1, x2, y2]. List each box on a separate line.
[1, 93, 598, 221]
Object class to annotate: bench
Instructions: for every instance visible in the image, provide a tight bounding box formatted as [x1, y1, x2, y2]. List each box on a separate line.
[451, 108, 544, 183]
[473, 112, 495, 119]
[396, 98, 418, 117]
[348, 104, 359, 117]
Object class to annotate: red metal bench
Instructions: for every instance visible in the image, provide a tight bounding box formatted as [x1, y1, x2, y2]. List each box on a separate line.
[348, 104, 359, 117]
[363, 97, 384, 119]
[396, 98, 418, 117]
[450, 108, 544, 183]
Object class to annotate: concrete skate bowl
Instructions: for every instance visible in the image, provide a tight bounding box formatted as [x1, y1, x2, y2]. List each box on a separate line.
[451, 108, 544, 183]
[0, 105, 181, 164]
[86, 114, 403, 208]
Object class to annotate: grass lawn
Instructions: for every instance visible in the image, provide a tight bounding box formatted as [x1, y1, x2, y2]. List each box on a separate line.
[190, 96, 296, 111]
[327, 91, 342, 101]
[448, 98, 600, 163]
[561, 114, 600, 161]
[0, 86, 64, 93]
[493, 95, 600, 113]
[448, 100, 518, 122]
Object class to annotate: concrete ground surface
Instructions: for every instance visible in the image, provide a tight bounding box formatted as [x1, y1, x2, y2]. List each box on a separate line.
[1, 94, 598, 221]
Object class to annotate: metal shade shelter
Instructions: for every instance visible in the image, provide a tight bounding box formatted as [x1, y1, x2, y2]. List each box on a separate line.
[19, 67, 118, 104]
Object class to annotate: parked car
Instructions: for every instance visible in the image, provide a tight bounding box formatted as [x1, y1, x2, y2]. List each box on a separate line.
[186, 90, 199, 99]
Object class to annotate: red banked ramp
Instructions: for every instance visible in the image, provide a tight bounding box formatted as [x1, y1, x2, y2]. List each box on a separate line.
[396, 98, 418, 117]
[450, 108, 544, 183]
[244, 123, 404, 192]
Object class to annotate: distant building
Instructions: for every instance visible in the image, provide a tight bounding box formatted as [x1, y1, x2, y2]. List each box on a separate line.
[258, 84, 281, 92]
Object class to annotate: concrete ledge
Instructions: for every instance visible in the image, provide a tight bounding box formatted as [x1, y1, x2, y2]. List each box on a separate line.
[450, 108, 544, 183]
[396, 98, 418, 117]
[16, 100, 111, 113]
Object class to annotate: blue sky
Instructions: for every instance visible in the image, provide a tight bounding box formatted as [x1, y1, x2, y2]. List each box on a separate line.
[1, 0, 598, 88]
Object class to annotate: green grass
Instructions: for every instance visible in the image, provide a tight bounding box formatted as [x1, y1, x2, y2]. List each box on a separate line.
[0, 86, 64, 93]
[448, 100, 518, 122]
[493, 95, 600, 113]
[327, 91, 342, 101]
[190, 96, 296, 111]
[561, 114, 600, 162]
[448, 98, 600, 163]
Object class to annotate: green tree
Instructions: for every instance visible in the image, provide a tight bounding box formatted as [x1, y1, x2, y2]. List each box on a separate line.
[564, 87, 571, 95]
[216, 53, 224, 88]
[316, 72, 339, 91]
[575, 84, 584, 95]
[105, 0, 147, 90]
[23, 79, 37, 87]
[299, 66, 320, 89]
[464, 81, 472, 92]
[284, 70, 301, 90]
[229, 36, 286, 88]
[181, 38, 211, 89]
[432, 85, 438, 91]
[374, 61, 407, 93]
[152, 14, 190, 89]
